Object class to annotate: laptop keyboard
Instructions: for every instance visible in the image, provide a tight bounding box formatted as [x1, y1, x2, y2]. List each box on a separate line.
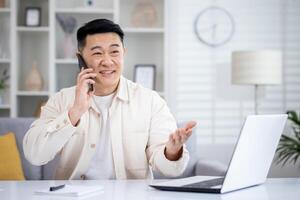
[183, 178, 224, 189]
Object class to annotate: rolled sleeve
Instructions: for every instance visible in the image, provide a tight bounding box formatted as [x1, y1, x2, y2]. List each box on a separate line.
[146, 91, 189, 177]
[151, 145, 189, 177]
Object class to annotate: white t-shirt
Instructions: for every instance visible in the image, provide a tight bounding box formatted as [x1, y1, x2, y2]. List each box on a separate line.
[85, 93, 116, 180]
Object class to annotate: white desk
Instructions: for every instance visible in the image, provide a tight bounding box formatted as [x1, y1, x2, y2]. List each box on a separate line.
[0, 178, 299, 200]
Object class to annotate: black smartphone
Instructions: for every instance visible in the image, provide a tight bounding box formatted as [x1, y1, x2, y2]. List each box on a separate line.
[77, 54, 93, 92]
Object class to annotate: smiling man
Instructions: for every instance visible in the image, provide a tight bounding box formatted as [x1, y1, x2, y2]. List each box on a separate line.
[23, 19, 196, 180]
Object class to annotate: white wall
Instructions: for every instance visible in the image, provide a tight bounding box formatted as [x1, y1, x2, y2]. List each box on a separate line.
[167, 0, 300, 177]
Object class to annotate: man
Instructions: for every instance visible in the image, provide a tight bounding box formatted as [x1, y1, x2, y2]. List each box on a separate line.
[23, 19, 196, 180]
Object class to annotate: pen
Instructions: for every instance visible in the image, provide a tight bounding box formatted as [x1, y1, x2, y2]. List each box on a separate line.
[49, 184, 65, 191]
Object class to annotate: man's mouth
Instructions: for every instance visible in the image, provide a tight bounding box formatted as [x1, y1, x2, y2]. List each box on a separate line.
[99, 70, 116, 75]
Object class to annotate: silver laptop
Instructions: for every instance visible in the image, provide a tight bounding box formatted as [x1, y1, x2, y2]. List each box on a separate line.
[150, 114, 287, 193]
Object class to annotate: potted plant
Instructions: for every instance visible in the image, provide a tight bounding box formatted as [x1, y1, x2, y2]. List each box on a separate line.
[276, 111, 300, 168]
[0, 68, 9, 104]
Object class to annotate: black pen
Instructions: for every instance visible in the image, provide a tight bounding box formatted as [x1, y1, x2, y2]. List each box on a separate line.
[49, 184, 65, 191]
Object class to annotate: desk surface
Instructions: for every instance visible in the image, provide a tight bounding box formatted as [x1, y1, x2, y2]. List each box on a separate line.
[0, 178, 299, 200]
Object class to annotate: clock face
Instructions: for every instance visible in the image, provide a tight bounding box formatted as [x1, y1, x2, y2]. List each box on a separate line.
[194, 6, 235, 47]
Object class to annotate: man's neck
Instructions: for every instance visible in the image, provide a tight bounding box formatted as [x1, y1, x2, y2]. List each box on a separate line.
[93, 82, 119, 96]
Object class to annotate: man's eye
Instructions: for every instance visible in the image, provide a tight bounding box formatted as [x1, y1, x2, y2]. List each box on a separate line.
[93, 52, 102, 55]
[111, 51, 119, 54]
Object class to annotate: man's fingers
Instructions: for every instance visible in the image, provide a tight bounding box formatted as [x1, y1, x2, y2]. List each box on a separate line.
[79, 73, 97, 83]
[177, 128, 186, 143]
[174, 129, 182, 145]
[77, 69, 89, 83]
[83, 79, 95, 86]
[77, 68, 94, 82]
[184, 121, 197, 131]
[169, 125, 194, 146]
[179, 128, 192, 143]
[169, 134, 175, 144]
[78, 67, 93, 76]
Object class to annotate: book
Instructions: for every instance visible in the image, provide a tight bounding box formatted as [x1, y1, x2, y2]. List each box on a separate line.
[35, 184, 103, 197]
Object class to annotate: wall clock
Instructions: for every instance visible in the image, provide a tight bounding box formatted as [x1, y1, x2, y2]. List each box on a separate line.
[194, 6, 235, 47]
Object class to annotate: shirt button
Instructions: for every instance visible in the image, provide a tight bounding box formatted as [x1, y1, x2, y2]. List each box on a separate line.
[80, 174, 86, 180]
[56, 124, 60, 129]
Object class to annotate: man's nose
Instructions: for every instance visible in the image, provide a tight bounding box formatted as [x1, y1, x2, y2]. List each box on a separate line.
[101, 54, 113, 66]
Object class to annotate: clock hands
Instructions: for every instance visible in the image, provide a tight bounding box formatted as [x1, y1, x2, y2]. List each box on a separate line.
[197, 24, 218, 32]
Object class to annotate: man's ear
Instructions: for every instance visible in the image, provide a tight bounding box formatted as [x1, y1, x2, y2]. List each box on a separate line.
[76, 51, 81, 58]
[123, 47, 127, 55]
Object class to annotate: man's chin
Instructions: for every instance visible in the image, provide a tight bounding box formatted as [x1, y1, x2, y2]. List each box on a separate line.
[96, 77, 120, 89]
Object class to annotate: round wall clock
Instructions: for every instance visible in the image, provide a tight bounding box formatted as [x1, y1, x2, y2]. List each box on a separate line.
[194, 6, 235, 47]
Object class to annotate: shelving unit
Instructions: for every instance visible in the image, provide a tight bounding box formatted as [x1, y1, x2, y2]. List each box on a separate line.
[16, 26, 50, 32]
[0, 58, 11, 63]
[0, 8, 10, 12]
[0, 104, 10, 109]
[55, 8, 114, 14]
[1, 0, 167, 117]
[0, 0, 12, 116]
[16, 91, 50, 96]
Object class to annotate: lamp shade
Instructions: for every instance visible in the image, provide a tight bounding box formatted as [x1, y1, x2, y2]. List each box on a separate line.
[231, 50, 282, 85]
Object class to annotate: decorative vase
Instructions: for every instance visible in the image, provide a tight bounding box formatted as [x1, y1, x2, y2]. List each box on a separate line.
[25, 61, 44, 91]
[63, 33, 76, 58]
[131, 0, 158, 27]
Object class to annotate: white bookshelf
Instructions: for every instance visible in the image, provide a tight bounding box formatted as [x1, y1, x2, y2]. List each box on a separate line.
[0, 1, 11, 116]
[1, 0, 167, 117]
[17, 26, 50, 32]
[55, 8, 114, 14]
[0, 104, 10, 109]
[0, 58, 10, 63]
[55, 59, 77, 64]
[16, 91, 50, 96]
[0, 8, 10, 13]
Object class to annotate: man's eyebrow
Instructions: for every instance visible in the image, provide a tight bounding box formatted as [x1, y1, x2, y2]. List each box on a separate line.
[111, 44, 120, 47]
[90, 46, 102, 51]
[90, 44, 120, 50]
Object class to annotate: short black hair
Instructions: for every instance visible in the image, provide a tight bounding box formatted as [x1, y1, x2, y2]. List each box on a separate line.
[76, 19, 124, 51]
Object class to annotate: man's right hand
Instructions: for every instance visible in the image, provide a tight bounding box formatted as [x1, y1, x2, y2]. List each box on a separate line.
[68, 68, 97, 126]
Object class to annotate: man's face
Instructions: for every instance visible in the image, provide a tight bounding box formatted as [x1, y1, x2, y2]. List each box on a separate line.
[81, 32, 125, 89]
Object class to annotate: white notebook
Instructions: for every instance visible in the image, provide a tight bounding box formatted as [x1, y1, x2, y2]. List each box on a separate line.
[35, 185, 103, 197]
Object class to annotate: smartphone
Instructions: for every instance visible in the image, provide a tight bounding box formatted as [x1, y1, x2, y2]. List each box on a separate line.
[77, 54, 94, 92]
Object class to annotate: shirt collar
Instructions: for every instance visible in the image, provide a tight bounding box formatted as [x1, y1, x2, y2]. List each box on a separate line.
[115, 76, 129, 102]
[89, 76, 129, 113]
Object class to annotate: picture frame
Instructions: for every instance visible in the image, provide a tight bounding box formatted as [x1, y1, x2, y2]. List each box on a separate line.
[134, 64, 156, 90]
[25, 7, 41, 27]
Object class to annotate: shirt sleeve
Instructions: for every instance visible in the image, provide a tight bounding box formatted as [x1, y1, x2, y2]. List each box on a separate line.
[146, 91, 189, 177]
[23, 90, 79, 166]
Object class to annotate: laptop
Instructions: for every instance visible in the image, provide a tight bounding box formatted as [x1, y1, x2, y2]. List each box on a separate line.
[150, 114, 287, 194]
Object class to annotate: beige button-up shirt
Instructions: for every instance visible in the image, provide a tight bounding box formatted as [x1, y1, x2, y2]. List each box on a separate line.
[23, 76, 189, 180]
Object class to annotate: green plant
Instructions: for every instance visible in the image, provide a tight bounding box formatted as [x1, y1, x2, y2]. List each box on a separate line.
[276, 111, 300, 167]
[0, 68, 9, 90]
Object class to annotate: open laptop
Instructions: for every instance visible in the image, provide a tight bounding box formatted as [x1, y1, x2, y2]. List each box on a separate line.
[150, 114, 287, 194]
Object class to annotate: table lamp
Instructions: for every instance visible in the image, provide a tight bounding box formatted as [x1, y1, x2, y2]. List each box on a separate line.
[231, 50, 282, 114]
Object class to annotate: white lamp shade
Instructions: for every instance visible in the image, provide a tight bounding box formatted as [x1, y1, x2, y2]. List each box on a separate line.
[232, 50, 282, 85]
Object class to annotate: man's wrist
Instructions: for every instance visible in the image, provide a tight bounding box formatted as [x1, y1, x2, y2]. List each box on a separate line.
[68, 107, 82, 127]
[164, 146, 183, 161]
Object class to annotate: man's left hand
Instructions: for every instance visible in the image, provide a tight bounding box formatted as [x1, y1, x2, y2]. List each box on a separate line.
[165, 121, 197, 161]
